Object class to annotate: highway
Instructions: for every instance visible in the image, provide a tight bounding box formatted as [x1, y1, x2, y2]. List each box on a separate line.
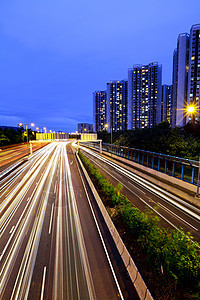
[77, 144, 200, 242]
[0, 142, 138, 300]
[0, 142, 47, 171]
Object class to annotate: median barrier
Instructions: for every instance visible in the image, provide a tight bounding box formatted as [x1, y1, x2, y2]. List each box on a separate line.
[76, 152, 153, 300]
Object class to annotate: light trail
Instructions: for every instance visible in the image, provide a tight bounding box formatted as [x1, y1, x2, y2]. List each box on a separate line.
[77, 144, 200, 241]
[0, 141, 127, 300]
[0, 143, 60, 298]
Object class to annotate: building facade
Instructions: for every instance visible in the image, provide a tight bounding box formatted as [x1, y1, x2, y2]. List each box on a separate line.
[106, 80, 128, 132]
[128, 62, 162, 129]
[187, 24, 200, 123]
[93, 90, 107, 132]
[172, 33, 190, 127]
[161, 84, 172, 124]
[78, 123, 93, 133]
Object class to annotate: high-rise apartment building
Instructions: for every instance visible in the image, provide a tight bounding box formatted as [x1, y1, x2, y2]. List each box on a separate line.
[78, 123, 93, 133]
[161, 85, 172, 124]
[187, 24, 200, 123]
[106, 80, 128, 132]
[128, 62, 162, 129]
[171, 33, 189, 127]
[93, 90, 107, 132]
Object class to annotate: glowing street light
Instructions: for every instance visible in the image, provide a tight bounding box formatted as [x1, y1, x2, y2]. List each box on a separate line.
[105, 124, 113, 156]
[18, 123, 35, 153]
[187, 105, 196, 114]
[186, 104, 200, 197]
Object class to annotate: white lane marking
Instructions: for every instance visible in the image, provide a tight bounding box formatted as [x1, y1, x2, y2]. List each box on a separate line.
[65, 146, 96, 299]
[54, 181, 57, 194]
[128, 181, 146, 194]
[70, 160, 73, 165]
[27, 197, 30, 202]
[0, 198, 31, 261]
[80, 150, 200, 247]
[85, 154, 140, 199]
[81, 147, 200, 223]
[158, 202, 198, 231]
[30, 184, 38, 199]
[9, 226, 15, 234]
[112, 170, 122, 178]
[48, 203, 54, 234]
[84, 151, 182, 232]
[40, 266, 47, 300]
[76, 159, 124, 300]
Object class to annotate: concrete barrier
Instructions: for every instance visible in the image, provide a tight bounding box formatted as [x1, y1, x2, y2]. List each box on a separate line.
[77, 152, 154, 300]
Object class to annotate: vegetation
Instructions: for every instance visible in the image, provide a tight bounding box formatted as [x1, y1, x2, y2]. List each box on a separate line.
[78, 149, 200, 297]
[98, 122, 200, 160]
[0, 127, 36, 146]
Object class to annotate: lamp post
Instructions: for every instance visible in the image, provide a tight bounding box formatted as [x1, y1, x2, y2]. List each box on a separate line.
[186, 104, 196, 125]
[105, 123, 113, 157]
[186, 105, 200, 196]
[18, 123, 34, 153]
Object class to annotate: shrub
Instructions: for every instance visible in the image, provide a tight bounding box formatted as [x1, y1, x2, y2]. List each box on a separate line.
[78, 150, 200, 294]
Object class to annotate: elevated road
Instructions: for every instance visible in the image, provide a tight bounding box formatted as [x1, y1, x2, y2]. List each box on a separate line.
[77, 144, 200, 242]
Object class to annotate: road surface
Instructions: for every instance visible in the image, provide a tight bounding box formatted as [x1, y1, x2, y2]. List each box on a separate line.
[77, 144, 200, 242]
[0, 142, 138, 300]
[0, 142, 47, 171]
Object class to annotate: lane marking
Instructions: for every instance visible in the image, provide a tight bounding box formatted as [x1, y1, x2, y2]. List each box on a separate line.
[54, 181, 57, 194]
[40, 266, 47, 300]
[128, 181, 146, 194]
[81, 147, 200, 223]
[48, 203, 54, 234]
[80, 149, 200, 247]
[9, 226, 15, 234]
[158, 202, 198, 231]
[76, 158, 124, 300]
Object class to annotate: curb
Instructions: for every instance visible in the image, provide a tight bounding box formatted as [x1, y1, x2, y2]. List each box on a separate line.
[76, 152, 154, 300]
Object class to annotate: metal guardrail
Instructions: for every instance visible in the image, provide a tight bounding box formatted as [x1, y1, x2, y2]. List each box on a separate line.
[79, 141, 199, 186]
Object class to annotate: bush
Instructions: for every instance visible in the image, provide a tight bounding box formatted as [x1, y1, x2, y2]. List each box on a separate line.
[78, 150, 200, 294]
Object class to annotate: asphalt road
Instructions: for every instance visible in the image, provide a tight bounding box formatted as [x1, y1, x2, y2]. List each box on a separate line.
[77, 144, 200, 243]
[0, 142, 47, 172]
[0, 142, 138, 300]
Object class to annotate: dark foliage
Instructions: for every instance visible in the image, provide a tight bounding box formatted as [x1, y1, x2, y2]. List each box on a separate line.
[0, 127, 36, 146]
[79, 150, 200, 297]
[98, 122, 200, 160]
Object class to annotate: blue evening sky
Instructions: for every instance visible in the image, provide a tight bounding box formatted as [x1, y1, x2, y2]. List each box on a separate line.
[0, 0, 200, 132]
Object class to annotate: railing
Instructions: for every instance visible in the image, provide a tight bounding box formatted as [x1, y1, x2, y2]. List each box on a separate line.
[79, 141, 199, 186]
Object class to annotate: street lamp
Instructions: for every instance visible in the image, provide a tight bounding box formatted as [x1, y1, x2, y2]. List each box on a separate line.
[186, 104, 200, 197]
[105, 123, 113, 157]
[185, 103, 197, 125]
[18, 123, 35, 153]
[187, 105, 195, 114]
